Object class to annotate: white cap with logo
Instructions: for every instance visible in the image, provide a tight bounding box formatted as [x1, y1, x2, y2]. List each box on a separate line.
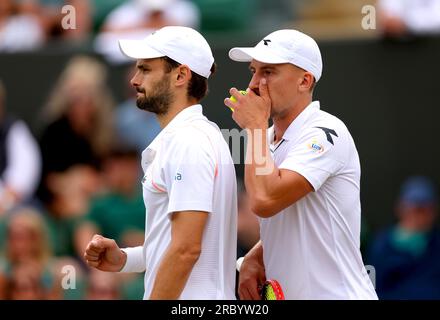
[229, 29, 323, 81]
[119, 26, 214, 78]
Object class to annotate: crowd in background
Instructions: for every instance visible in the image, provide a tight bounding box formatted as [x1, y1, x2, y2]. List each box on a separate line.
[0, 55, 155, 299]
[1, 0, 440, 300]
[1, 0, 439, 53]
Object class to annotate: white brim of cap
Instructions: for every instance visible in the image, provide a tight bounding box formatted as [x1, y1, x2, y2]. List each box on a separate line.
[229, 47, 290, 64]
[119, 39, 165, 60]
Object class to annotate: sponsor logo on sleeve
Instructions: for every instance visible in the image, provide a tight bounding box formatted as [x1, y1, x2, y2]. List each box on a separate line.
[308, 138, 324, 153]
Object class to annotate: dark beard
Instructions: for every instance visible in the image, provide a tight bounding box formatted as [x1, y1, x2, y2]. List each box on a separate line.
[136, 75, 174, 115]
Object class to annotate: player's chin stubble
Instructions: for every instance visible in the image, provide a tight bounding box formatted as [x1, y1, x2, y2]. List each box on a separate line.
[136, 76, 174, 115]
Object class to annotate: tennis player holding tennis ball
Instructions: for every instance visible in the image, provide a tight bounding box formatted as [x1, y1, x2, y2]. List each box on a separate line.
[225, 29, 378, 300]
[84, 26, 238, 300]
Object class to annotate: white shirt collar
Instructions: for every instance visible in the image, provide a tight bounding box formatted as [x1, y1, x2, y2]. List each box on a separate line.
[163, 104, 204, 133]
[142, 104, 204, 160]
[269, 101, 320, 145]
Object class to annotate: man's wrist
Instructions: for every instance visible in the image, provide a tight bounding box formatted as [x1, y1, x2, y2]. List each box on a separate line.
[245, 123, 268, 131]
[246, 241, 264, 265]
[118, 249, 128, 272]
[245, 127, 268, 144]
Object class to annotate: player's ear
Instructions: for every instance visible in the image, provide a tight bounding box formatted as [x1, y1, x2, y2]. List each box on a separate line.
[175, 64, 192, 86]
[299, 72, 314, 93]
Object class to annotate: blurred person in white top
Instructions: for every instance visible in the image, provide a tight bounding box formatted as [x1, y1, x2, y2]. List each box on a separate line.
[225, 29, 378, 300]
[95, 0, 200, 63]
[84, 26, 238, 300]
[0, 0, 45, 52]
[379, 0, 440, 37]
[0, 80, 41, 216]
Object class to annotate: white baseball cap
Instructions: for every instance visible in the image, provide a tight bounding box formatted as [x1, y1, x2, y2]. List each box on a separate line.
[119, 26, 214, 78]
[229, 29, 323, 81]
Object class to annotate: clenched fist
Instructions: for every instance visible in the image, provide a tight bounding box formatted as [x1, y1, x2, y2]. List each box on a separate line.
[84, 234, 127, 272]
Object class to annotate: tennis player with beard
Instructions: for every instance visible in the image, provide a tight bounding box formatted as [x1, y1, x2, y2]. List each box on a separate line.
[84, 26, 237, 300]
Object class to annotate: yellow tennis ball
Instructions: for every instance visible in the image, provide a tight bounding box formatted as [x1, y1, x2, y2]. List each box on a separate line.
[228, 90, 247, 112]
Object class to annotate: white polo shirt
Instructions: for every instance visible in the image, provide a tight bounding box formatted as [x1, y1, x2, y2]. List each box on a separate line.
[121, 105, 237, 300]
[261, 101, 377, 299]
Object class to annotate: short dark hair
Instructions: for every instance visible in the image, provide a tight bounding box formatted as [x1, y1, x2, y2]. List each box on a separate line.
[161, 57, 216, 101]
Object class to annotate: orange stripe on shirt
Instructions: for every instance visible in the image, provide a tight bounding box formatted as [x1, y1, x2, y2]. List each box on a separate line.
[151, 180, 166, 193]
[187, 124, 219, 179]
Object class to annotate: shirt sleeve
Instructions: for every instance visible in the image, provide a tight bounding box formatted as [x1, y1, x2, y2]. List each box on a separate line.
[163, 130, 217, 216]
[278, 126, 346, 192]
[120, 246, 146, 273]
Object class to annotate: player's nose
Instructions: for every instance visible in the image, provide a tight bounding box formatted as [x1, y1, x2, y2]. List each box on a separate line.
[130, 74, 140, 87]
[249, 74, 260, 94]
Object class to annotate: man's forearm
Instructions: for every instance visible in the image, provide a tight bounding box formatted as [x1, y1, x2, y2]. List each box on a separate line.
[246, 240, 264, 266]
[149, 246, 199, 299]
[245, 128, 279, 203]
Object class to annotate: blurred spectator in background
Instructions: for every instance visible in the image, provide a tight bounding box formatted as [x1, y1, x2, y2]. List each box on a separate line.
[39, 55, 113, 166]
[379, 0, 440, 38]
[94, 0, 200, 63]
[103, 0, 200, 32]
[62, 0, 93, 43]
[114, 66, 161, 152]
[5, 262, 49, 299]
[367, 176, 440, 299]
[0, 80, 41, 217]
[85, 268, 147, 300]
[37, 55, 113, 216]
[0, 0, 46, 51]
[86, 269, 121, 300]
[75, 144, 145, 255]
[36, 55, 114, 258]
[38, 0, 93, 44]
[0, 207, 60, 299]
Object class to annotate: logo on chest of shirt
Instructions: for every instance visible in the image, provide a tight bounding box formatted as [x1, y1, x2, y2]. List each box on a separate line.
[174, 173, 182, 181]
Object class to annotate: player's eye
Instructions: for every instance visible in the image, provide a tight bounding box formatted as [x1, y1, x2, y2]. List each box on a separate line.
[138, 66, 150, 73]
